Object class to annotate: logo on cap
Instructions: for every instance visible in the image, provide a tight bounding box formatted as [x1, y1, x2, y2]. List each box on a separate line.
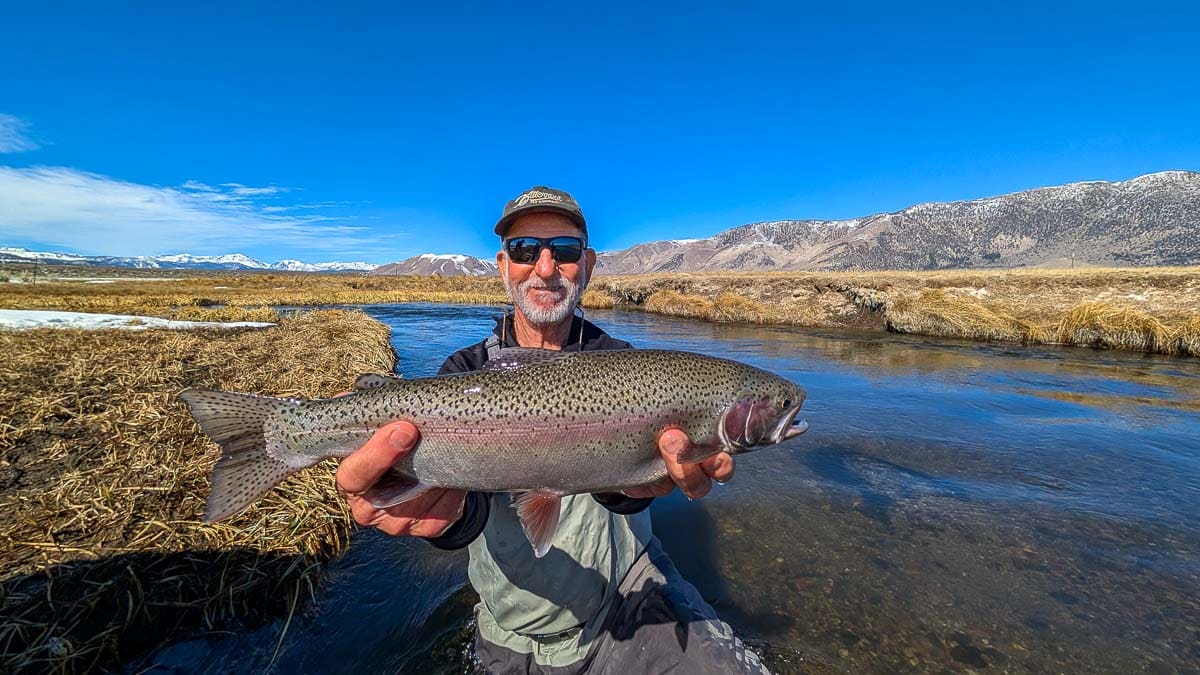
[513, 189, 566, 208]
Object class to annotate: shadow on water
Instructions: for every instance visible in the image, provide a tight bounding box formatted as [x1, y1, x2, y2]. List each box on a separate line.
[1, 549, 308, 674]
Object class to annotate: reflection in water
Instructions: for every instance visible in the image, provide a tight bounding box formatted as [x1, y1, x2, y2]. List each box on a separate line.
[138, 304, 1200, 674]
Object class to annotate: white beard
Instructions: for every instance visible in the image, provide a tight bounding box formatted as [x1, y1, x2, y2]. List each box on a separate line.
[504, 266, 587, 327]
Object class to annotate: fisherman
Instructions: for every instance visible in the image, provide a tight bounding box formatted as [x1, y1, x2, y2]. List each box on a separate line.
[336, 186, 770, 673]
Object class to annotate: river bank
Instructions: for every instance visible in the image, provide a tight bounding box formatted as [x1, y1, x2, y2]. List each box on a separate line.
[0, 310, 393, 672]
[3, 264, 1198, 356]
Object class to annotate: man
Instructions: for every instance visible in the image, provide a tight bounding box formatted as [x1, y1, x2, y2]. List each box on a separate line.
[336, 187, 769, 674]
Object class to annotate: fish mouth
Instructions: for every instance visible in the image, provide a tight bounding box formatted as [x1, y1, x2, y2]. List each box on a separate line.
[771, 404, 809, 443]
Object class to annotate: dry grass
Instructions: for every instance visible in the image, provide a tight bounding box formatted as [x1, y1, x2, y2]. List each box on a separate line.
[1055, 302, 1173, 353]
[593, 267, 1200, 356]
[886, 289, 1051, 344]
[642, 289, 826, 326]
[0, 271, 508, 316]
[1176, 316, 1200, 356]
[580, 289, 615, 310]
[3, 265, 1198, 356]
[0, 310, 394, 672]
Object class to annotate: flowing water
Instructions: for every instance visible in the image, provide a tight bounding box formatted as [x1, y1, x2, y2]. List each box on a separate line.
[140, 303, 1200, 674]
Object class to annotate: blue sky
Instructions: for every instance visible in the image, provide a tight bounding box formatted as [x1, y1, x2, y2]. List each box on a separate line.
[1, 2, 1197, 264]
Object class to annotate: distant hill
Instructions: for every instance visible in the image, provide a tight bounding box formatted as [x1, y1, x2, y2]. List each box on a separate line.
[596, 171, 1200, 273]
[369, 253, 498, 276]
[0, 248, 374, 272]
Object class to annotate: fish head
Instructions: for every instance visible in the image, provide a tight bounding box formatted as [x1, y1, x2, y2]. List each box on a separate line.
[719, 376, 808, 452]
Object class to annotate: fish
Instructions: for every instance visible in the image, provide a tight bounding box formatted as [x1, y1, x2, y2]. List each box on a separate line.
[179, 348, 808, 557]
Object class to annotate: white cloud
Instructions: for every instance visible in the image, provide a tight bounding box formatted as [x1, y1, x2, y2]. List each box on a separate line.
[217, 182, 290, 197]
[0, 165, 379, 256]
[0, 114, 38, 153]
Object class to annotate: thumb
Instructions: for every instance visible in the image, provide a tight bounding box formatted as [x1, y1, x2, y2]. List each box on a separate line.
[336, 421, 419, 494]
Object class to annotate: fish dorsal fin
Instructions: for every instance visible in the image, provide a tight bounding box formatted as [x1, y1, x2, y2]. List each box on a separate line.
[511, 490, 563, 558]
[354, 372, 403, 390]
[481, 348, 571, 372]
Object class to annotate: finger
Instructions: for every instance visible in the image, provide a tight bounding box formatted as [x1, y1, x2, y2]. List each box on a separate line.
[373, 488, 464, 538]
[335, 421, 419, 495]
[409, 489, 468, 538]
[347, 494, 382, 528]
[700, 453, 735, 484]
[659, 430, 711, 500]
[622, 476, 675, 499]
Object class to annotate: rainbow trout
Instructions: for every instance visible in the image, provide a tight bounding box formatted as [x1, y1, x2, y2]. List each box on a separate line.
[180, 348, 807, 556]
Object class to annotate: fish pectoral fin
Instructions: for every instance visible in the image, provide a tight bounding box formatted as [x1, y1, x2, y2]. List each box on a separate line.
[674, 441, 725, 465]
[353, 372, 403, 391]
[364, 471, 434, 509]
[511, 490, 564, 558]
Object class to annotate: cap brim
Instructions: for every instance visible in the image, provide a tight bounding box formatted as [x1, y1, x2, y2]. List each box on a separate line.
[495, 205, 588, 239]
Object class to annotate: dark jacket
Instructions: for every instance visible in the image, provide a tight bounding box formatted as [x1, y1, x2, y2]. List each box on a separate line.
[426, 312, 654, 550]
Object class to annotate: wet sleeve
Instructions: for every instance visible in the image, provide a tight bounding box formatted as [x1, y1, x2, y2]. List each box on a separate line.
[592, 492, 654, 515]
[425, 491, 491, 550]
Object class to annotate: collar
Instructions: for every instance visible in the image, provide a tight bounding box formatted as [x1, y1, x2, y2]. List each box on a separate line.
[491, 309, 590, 352]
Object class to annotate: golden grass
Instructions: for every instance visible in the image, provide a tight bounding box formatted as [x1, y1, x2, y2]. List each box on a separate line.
[642, 289, 828, 326]
[886, 289, 1051, 344]
[1055, 302, 1173, 353]
[0, 310, 394, 672]
[1176, 315, 1200, 356]
[3, 265, 1198, 356]
[593, 267, 1200, 356]
[0, 271, 508, 316]
[580, 289, 615, 310]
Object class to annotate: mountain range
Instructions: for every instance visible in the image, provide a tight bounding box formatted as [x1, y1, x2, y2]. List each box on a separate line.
[0, 248, 374, 272]
[6, 171, 1197, 276]
[369, 253, 498, 276]
[594, 170, 1200, 273]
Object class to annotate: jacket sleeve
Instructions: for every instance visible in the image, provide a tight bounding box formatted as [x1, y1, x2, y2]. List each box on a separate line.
[425, 491, 491, 550]
[592, 492, 654, 515]
[424, 349, 490, 550]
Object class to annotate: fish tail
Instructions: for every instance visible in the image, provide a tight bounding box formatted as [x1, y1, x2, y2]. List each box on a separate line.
[179, 388, 313, 522]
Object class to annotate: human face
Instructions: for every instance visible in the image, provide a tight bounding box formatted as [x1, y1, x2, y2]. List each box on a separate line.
[498, 212, 596, 327]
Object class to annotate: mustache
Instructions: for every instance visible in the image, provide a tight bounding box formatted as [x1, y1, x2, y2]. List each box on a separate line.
[520, 278, 569, 292]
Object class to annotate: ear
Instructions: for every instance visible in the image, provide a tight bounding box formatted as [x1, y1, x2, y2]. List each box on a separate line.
[584, 247, 596, 280]
[496, 250, 507, 281]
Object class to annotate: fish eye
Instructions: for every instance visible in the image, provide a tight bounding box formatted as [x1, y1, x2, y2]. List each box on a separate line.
[782, 398, 792, 408]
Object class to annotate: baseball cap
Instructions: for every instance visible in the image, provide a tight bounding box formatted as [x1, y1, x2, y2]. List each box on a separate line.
[494, 186, 588, 241]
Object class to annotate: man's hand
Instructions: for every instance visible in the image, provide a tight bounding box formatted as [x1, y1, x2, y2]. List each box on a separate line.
[335, 420, 467, 538]
[622, 428, 735, 500]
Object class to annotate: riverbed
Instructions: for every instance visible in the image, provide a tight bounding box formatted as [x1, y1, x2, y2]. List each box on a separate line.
[138, 303, 1200, 674]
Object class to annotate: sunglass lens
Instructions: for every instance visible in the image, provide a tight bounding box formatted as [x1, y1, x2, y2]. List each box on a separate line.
[507, 238, 541, 263]
[549, 238, 583, 263]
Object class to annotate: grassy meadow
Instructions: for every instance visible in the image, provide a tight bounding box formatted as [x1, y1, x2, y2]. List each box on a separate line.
[3, 263, 1198, 355]
[590, 266, 1200, 355]
[0, 309, 393, 672]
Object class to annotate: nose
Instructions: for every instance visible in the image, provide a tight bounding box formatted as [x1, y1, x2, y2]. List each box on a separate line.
[534, 247, 557, 278]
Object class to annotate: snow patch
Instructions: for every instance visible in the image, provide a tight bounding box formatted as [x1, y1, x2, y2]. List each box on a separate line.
[0, 310, 276, 331]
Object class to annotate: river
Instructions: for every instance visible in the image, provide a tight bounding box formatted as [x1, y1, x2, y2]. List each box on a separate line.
[140, 303, 1200, 674]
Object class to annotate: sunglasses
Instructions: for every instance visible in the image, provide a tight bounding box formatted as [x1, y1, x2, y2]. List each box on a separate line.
[504, 236, 585, 264]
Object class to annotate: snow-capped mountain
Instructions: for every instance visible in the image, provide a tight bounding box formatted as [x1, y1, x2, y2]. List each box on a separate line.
[271, 259, 376, 272]
[370, 253, 498, 276]
[0, 247, 374, 272]
[595, 170, 1200, 273]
